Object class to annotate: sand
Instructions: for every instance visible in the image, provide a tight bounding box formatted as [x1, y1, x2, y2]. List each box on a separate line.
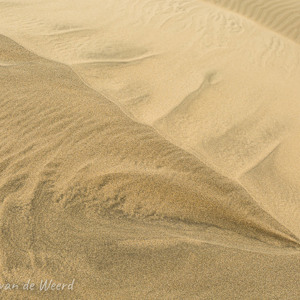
[0, 0, 300, 299]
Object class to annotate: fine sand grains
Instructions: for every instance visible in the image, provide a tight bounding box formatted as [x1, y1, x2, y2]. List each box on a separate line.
[0, 0, 300, 299]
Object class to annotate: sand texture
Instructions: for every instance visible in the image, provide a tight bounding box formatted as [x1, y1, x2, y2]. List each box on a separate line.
[0, 0, 300, 299]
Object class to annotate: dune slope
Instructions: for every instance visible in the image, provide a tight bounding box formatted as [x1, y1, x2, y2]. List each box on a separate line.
[0, 0, 300, 298]
[0, 34, 299, 298]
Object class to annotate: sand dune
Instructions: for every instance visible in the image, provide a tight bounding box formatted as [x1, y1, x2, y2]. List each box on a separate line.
[0, 33, 298, 299]
[0, 0, 300, 298]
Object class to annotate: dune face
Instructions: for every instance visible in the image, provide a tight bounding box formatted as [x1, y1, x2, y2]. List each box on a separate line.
[0, 0, 300, 299]
[2, 0, 299, 238]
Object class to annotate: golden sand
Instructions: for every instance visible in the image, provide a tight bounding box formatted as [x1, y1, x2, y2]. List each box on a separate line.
[0, 1, 300, 299]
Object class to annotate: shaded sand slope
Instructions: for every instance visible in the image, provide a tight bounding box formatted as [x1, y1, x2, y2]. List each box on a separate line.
[0, 34, 300, 298]
[3, 0, 297, 238]
[29, 0, 297, 240]
[1, 33, 298, 249]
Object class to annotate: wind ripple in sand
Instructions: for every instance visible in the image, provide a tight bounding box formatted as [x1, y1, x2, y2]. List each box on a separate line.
[1, 34, 297, 246]
[0, 36, 299, 298]
[203, 0, 300, 44]
[0, 0, 300, 298]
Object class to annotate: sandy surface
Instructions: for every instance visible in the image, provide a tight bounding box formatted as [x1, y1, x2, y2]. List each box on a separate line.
[0, 0, 300, 299]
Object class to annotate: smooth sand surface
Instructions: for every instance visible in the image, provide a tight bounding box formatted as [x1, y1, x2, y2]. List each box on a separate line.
[0, 0, 300, 299]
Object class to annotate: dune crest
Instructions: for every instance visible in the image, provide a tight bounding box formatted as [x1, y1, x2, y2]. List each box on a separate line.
[1, 34, 297, 248]
[1, 1, 300, 298]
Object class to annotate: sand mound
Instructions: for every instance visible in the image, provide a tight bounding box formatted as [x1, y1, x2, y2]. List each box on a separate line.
[1, 33, 297, 246]
[0, 33, 299, 298]
[0, 0, 300, 298]
[3, 0, 297, 239]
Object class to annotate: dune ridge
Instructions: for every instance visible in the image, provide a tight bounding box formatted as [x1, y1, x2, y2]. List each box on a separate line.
[1, 34, 298, 247]
[1, 1, 300, 298]
[0, 36, 299, 299]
